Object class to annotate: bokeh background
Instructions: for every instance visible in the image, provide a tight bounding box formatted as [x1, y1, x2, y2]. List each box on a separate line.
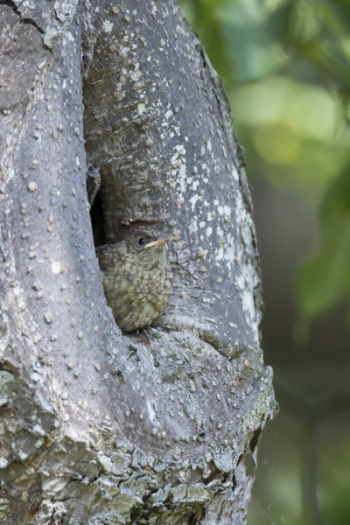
[177, 1, 350, 523]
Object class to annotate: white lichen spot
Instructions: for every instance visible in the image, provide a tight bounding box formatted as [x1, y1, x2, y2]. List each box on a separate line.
[51, 261, 61, 274]
[219, 233, 236, 269]
[189, 219, 199, 234]
[217, 246, 225, 261]
[19, 449, 30, 460]
[0, 457, 8, 469]
[179, 163, 186, 182]
[242, 290, 256, 326]
[34, 438, 45, 449]
[171, 145, 187, 200]
[233, 193, 260, 343]
[28, 182, 38, 193]
[130, 69, 141, 82]
[165, 110, 173, 119]
[120, 46, 130, 57]
[236, 273, 245, 291]
[189, 194, 201, 211]
[206, 226, 213, 237]
[232, 166, 239, 181]
[33, 424, 45, 436]
[102, 20, 113, 33]
[75, 157, 80, 167]
[137, 102, 146, 115]
[146, 398, 156, 422]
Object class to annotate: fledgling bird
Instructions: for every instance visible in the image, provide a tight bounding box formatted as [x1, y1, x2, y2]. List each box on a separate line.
[96, 231, 172, 333]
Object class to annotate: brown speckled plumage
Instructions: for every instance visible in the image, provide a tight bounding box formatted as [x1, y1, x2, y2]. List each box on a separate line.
[96, 231, 172, 332]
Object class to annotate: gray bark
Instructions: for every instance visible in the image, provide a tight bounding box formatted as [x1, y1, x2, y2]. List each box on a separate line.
[0, 1, 276, 524]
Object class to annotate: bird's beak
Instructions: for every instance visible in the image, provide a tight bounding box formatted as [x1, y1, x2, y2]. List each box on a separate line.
[144, 238, 169, 249]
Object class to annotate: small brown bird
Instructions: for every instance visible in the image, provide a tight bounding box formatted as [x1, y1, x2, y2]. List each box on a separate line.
[96, 231, 172, 333]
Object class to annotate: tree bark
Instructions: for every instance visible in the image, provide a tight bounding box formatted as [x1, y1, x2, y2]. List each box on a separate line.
[0, 1, 276, 524]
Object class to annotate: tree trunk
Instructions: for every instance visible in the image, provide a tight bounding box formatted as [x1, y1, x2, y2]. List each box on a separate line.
[0, 1, 276, 524]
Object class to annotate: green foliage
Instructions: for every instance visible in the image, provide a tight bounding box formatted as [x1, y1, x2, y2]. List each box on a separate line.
[178, 0, 350, 321]
[296, 167, 350, 317]
[180, 0, 292, 85]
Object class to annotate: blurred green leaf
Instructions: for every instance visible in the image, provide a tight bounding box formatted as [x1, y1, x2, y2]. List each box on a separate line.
[179, 0, 292, 85]
[216, 0, 291, 82]
[296, 168, 350, 317]
[287, 0, 350, 100]
[323, 491, 350, 525]
[231, 77, 350, 189]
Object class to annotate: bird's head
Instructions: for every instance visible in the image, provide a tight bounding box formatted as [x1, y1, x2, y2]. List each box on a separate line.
[125, 231, 169, 256]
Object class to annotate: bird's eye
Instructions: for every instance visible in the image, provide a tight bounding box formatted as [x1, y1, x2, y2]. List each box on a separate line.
[138, 237, 146, 246]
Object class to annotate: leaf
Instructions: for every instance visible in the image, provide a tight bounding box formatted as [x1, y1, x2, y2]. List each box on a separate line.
[296, 166, 350, 317]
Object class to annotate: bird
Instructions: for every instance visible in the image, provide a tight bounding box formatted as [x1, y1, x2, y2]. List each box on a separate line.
[96, 231, 172, 333]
